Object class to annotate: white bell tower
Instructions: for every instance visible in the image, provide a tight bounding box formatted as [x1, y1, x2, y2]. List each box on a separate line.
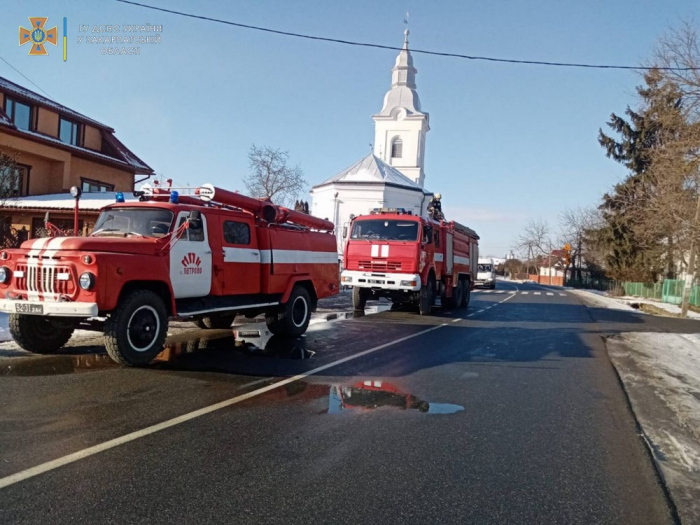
[372, 29, 430, 188]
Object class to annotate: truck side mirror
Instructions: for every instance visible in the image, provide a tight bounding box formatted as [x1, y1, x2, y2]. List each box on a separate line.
[187, 210, 202, 229]
[342, 226, 348, 239]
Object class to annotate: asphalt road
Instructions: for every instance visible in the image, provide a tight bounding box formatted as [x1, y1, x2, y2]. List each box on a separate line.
[2, 281, 696, 524]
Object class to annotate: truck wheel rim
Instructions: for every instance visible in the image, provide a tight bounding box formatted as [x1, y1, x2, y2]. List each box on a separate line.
[34, 318, 56, 337]
[127, 305, 160, 352]
[292, 296, 308, 328]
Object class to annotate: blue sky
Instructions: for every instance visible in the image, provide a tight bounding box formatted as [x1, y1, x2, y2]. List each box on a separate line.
[4, 1, 700, 256]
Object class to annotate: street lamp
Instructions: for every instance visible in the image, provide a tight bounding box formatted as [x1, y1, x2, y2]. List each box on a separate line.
[70, 185, 82, 236]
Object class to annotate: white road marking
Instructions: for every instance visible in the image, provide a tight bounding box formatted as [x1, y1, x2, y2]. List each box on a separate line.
[496, 291, 505, 294]
[546, 292, 554, 296]
[521, 292, 529, 295]
[509, 291, 516, 294]
[483, 290, 493, 294]
[451, 318, 460, 323]
[477, 309, 485, 313]
[0, 323, 448, 490]
[534, 292, 541, 296]
[559, 293, 567, 297]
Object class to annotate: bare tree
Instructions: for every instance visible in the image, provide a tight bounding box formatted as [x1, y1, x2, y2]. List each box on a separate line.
[559, 206, 606, 282]
[243, 145, 307, 207]
[0, 150, 25, 247]
[516, 218, 553, 276]
[652, 20, 700, 119]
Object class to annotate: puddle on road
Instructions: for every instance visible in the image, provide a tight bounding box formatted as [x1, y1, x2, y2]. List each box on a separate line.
[326, 380, 464, 415]
[1, 304, 398, 377]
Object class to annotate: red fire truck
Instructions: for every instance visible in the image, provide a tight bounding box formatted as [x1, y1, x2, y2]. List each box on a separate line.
[341, 208, 479, 314]
[0, 184, 339, 365]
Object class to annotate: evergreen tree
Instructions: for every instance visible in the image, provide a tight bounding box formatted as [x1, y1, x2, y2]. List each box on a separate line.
[597, 70, 687, 280]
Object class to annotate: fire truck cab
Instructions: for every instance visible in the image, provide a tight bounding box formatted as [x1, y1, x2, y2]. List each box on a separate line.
[0, 184, 339, 365]
[341, 208, 479, 314]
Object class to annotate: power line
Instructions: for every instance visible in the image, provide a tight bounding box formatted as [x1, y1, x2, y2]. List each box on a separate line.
[116, 0, 699, 71]
[0, 56, 52, 98]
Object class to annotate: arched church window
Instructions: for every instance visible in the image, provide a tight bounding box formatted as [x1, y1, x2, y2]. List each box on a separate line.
[391, 137, 403, 159]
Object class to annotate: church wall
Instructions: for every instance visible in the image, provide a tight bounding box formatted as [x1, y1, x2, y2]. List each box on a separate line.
[373, 118, 426, 186]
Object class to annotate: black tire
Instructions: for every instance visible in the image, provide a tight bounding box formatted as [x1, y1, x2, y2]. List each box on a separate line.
[352, 287, 369, 311]
[452, 281, 464, 309]
[198, 313, 236, 329]
[104, 290, 168, 365]
[265, 286, 312, 336]
[462, 279, 471, 307]
[419, 277, 434, 316]
[9, 314, 74, 354]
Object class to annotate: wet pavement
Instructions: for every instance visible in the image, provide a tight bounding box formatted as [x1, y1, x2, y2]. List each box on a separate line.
[1, 281, 692, 524]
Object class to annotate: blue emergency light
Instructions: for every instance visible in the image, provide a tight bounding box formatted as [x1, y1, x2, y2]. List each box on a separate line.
[115, 192, 125, 203]
[170, 191, 179, 204]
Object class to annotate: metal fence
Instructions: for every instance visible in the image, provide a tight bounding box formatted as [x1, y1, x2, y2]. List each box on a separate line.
[567, 276, 700, 307]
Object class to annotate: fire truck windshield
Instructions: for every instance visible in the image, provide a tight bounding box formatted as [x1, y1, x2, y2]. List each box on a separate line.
[92, 208, 174, 238]
[350, 219, 419, 241]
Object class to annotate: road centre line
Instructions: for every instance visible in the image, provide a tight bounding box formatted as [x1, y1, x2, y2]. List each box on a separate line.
[0, 323, 449, 490]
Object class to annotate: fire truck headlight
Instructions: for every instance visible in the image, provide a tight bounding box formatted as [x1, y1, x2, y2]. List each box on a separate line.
[0, 267, 9, 284]
[341, 276, 352, 283]
[400, 280, 417, 287]
[79, 272, 95, 291]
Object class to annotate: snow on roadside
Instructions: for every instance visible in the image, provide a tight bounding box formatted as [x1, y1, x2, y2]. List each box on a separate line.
[571, 289, 700, 319]
[570, 289, 639, 312]
[607, 332, 700, 522]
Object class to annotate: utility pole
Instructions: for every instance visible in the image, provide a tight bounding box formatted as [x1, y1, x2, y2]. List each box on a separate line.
[548, 241, 553, 285]
[681, 194, 700, 317]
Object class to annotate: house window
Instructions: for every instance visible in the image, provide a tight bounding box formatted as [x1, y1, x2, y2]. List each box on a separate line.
[59, 117, 80, 146]
[0, 164, 28, 197]
[5, 98, 32, 131]
[223, 221, 251, 245]
[81, 178, 114, 193]
[391, 137, 403, 158]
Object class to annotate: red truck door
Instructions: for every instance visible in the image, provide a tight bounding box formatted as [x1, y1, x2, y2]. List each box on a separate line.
[170, 211, 213, 299]
[220, 217, 261, 295]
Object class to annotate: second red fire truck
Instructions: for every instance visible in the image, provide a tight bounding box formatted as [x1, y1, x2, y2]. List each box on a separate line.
[341, 208, 479, 314]
[0, 184, 339, 365]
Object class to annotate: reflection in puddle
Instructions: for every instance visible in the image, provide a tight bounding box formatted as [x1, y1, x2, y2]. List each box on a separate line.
[327, 380, 464, 415]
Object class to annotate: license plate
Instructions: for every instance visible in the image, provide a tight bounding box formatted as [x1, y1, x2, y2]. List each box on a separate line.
[15, 303, 44, 314]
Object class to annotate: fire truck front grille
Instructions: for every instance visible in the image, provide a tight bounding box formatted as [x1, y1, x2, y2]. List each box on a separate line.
[358, 260, 402, 271]
[15, 264, 75, 296]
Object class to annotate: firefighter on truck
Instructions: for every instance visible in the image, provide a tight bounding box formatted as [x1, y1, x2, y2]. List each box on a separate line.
[0, 183, 339, 366]
[341, 207, 479, 315]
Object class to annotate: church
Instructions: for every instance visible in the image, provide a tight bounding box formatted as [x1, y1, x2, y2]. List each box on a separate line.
[311, 29, 434, 257]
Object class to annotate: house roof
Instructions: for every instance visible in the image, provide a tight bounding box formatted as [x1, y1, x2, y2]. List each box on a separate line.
[312, 153, 431, 194]
[0, 76, 153, 174]
[0, 76, 111, 130]
[1, 191, 138, 212]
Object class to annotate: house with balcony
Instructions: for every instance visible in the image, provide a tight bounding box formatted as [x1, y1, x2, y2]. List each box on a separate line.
[0, 75, 153, 244]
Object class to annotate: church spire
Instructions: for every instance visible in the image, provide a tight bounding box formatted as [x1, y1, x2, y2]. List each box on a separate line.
[372, 29, 430, 188]
[391, 29, 417, 90]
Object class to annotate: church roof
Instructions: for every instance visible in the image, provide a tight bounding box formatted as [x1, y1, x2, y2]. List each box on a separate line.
[312, 153, 431, 194]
